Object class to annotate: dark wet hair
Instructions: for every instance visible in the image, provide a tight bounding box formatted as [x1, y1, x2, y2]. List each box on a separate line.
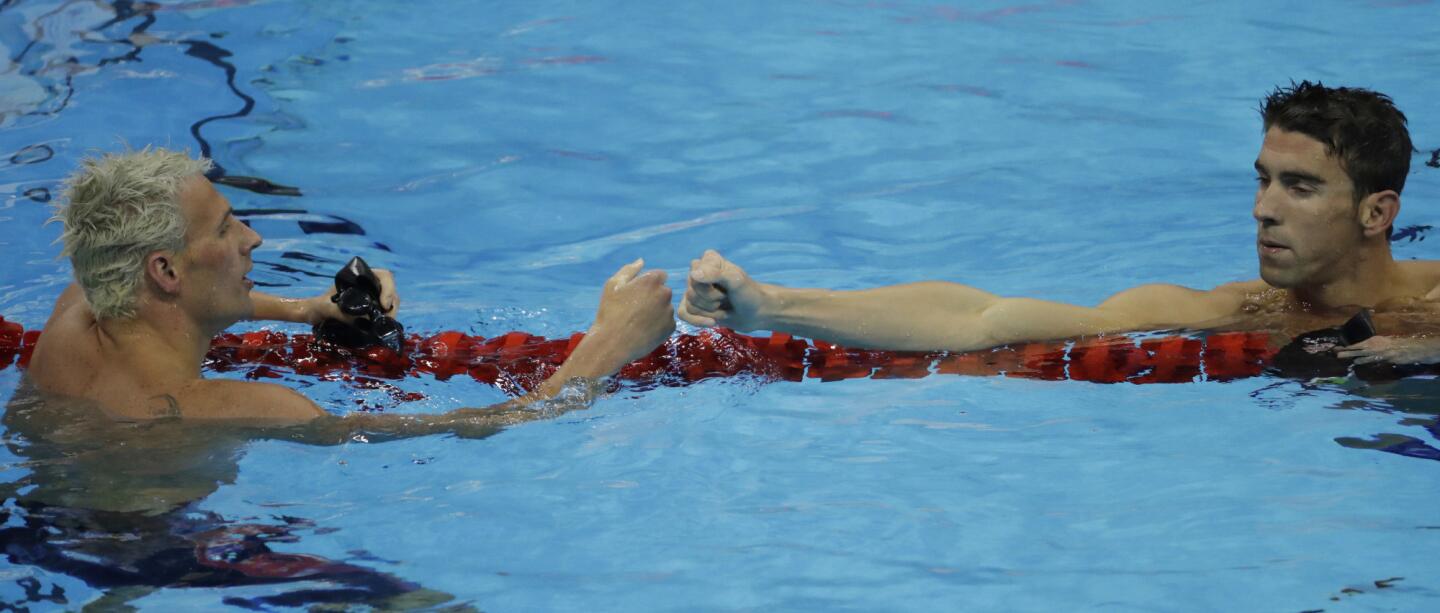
[1261, 81, 1414, 203]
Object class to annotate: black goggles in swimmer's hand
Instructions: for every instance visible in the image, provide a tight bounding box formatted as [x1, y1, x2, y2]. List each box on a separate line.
[313, 257, 406, 352]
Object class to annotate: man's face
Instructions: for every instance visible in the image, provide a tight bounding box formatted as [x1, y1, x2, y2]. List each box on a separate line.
[175, 176, 262, 327]
[1252, 127, 1362, 289]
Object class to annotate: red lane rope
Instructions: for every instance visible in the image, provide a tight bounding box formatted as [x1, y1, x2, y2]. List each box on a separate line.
[0, 314, 1279, 400]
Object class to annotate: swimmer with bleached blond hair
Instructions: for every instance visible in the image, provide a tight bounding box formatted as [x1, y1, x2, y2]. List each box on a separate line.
[27, 146, 675, 428]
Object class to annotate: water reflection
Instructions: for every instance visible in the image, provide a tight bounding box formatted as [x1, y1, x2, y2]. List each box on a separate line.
[1333, 378, 1440, 462]
[0, 383, 464, 610]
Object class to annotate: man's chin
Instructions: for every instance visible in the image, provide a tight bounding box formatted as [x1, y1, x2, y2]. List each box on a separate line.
[1258, 265, 1297, 289]
[221, 297, 254, 328]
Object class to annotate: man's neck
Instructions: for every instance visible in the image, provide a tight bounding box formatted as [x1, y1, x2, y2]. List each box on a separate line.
[99, 301, 222, 381]
[1290, 243, 1405, 311]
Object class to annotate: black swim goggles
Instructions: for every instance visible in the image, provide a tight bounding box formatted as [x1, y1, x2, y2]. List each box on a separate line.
[313, 256, 406, 352]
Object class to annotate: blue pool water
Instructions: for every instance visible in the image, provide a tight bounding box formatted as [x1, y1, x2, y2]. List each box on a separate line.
[3, 0, 1440, 609]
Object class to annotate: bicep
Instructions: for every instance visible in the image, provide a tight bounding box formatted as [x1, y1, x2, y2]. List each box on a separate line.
[183, 380, 325, 423]
[1097, 283, 1245, 327]
[967, 284, 1242, 349]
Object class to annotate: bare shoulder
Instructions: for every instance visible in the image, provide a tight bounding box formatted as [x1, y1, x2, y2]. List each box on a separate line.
[1211, 279, 1273, 298]
[44, 283, 88, 328]
[1396, 260, 1440, 298]
[1398, 259, 1440, 274]
[27, 284, 103, 394]
[1099, 280, 1263, 324]
[172, 379, 324, 423]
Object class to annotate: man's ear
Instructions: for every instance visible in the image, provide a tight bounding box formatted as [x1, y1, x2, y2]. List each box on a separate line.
[146, 251, 182, 295]
[1358, 189, 1400, 239]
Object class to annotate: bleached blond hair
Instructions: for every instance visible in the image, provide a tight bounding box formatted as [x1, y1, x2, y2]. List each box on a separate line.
[53, 147, 213, 319]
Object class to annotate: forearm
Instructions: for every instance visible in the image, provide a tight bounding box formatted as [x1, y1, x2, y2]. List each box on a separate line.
[527, 326, 628, 399]
[248, 291, 318, 324]
[764, 282, 1134, 352]
[263, 408, 504, 445]
[269, 327, 629, 445]
[764, 282, 994, 350]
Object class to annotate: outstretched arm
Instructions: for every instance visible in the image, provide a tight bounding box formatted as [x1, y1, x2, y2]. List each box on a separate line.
[275, 384, 602, 445]
[247, 259, 675, 444]
[679, 250, 1255, 352]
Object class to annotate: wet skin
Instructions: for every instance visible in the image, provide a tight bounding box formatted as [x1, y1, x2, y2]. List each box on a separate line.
[22, 177, 318, 422]
[7, 172, 673, 608]
[679, 127, 1440, 359]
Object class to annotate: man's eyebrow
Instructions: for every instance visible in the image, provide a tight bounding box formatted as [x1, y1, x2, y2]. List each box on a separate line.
[1253, 162, 1325, 185]
[217, 208, 234, 232]
[1278, 170, 1326, 186]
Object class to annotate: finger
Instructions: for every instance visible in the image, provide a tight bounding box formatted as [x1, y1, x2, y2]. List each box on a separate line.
[1335, 349, 1367, 359]
[679, 299, 725, 322]
[374, 269, 400, 313]
[607, 258, 645, 290]
[1336, 337, 1377, 352]
[1347, 336, 1391, 351]
[677, 302, 718, 328]
[685, 283, 726, 309]
[635, 269, 669, 286]
[692, 250, 724, 285]
[685, 286, 728, 312]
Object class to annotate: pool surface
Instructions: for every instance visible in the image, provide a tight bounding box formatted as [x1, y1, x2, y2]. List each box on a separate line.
[3, 0, 1440, 609]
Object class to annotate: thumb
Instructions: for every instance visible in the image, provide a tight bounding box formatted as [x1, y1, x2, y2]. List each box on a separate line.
[1342, 336, 1384, 350]
[691, 250, 724, 285]
[695, 249, 749, 290]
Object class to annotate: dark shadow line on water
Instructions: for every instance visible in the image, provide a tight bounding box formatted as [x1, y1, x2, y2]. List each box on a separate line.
[14, 1, 155, 117]
[180, 37, 300, 196]
[180, 42, 249, 168]
[7, 0, 300, 197]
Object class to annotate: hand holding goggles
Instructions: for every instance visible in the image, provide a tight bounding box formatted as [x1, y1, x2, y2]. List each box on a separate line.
[313, 256, 405, 352]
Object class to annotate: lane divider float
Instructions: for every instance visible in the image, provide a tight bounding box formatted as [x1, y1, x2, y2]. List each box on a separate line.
[0, 314, 1281, 403]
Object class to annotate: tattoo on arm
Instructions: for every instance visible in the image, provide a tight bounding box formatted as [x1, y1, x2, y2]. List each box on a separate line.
[150, 394, 182, 419]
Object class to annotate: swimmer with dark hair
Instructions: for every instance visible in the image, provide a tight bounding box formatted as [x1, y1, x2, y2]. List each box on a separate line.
[682, 82, 1440, 365]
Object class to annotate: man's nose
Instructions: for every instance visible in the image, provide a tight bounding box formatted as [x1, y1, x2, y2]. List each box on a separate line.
[1253, 184, 1279, 225]
[243, 222, 263, 252]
